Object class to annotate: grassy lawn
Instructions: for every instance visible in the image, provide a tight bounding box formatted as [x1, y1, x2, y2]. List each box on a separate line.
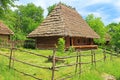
[0, 48, 120, 80]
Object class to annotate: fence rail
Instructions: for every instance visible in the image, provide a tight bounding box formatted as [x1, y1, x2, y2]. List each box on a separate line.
[0, 44, 116, 80]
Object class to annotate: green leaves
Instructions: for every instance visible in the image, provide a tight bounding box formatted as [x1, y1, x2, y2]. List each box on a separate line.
[57, 38, 65, 53]
[107, 23, 120, 48]
[0, 0, 16, 17]
[85, 14, 106, 44]
[15, 3, 44, 35]
[47, 4, 56, 15]
[0, 3, 44, 40]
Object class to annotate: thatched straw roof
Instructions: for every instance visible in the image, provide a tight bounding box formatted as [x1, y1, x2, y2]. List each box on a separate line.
[28, 3, 100, 38]
[0, 22, 14, 35]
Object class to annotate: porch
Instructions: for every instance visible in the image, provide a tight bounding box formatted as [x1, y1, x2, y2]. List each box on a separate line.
[65, 37, 98, 49]
[73, 45, 98, 49]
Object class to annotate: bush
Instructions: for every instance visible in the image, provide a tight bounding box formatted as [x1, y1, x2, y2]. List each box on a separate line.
[57, 38, 65, 53]
[68, 46, 75, 53]
[23, 39, 35, 49]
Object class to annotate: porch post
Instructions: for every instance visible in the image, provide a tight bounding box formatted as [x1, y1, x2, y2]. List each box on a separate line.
[91, 38, 94, 45]
[71, 37, 74, 46]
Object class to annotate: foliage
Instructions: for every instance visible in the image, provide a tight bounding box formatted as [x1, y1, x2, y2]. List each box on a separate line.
[0, 9, 26, 40]
[23, 39, 35, 49]
[15, 3, 44, 36]
[47, 4, 56, 15]
[85, 14, 106, 44]
[0, 57, 21, 80]
[0, 0, 16, 17]
[97, 58, 120, 80]
[68, 46, 75, 53]
[0, 3, 44, 40]
[57, 38, 65, 53]
[106, 22, 120, 48]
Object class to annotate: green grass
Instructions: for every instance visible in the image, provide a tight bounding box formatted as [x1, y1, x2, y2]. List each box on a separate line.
[0, 48, 120, 80]
[0, 57, 21, 80]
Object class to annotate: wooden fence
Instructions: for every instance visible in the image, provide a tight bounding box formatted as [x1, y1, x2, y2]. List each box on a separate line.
[0, 45, 116, 80]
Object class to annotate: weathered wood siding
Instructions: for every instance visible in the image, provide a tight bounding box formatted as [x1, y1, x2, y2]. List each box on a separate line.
[0, 35, 10, 40]
[35, 37, 94, 49]
[65, 37, 70, 48]
[72, 37, 93, 46]
[36, 37, 60, 49]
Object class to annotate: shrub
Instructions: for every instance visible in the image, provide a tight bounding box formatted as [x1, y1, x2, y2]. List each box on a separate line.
[23, 39, 35, 49]
[68, 46, 75, 53]
[57, 38, 65, 53]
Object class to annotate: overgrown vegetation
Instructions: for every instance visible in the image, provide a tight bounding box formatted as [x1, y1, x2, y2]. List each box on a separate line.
[0, 57, 21, 80]
[57, 38, 65, 53]
[23, 39, 36, 49]
[85, 14, 106, 45]
[68, 46, 75, 53]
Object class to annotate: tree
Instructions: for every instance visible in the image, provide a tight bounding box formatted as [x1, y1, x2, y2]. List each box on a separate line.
[85, 14, 106, 44]
[1, 3, 44, 40]
[14, 3, 44, 39]
[0, 0, 16, 17]
[1, 9, 26, 40]
[106, 22, 120, 48]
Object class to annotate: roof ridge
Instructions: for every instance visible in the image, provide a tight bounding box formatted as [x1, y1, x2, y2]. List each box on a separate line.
[28, 3, 100, 38]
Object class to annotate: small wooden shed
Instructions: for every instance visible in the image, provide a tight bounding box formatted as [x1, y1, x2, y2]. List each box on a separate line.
[0, 22, 14, 41]
[28, 3, 100, 49]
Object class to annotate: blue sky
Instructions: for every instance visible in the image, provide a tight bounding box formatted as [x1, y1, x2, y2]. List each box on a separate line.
[15, 0, 120, 25]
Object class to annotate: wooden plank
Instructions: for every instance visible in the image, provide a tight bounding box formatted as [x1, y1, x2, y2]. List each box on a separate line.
[9, 48, 13, 69]
[73, 45, 98, 49]
[91, 50, 94, 65]
[71, 37, 74, 46]
[79, 50, 82, 73]
[51, 49, 56, 80]
[75, 51, 79, 73]
[93, 51, 96, 66]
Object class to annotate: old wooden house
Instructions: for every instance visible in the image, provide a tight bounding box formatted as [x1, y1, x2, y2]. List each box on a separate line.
[0, 22, 14, 41]
[28, 3, 100, 49]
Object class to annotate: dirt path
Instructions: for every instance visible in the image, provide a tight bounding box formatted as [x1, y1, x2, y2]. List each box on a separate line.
[102, 73, 116, 80]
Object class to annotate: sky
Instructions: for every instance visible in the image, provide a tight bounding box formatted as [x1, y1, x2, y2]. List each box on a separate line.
[14, 0, 120, 25]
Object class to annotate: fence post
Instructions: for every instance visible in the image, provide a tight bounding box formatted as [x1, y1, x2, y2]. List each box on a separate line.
[12, 49, 15, 68]
[79, 50, 81, 74]
[103, 48, 106, 62]
[91, 49, 94, 65]
[51, 49, 56, 80]
[116, 48, 119, 57]
[110, 49, 112, 61]
[75, 50, 79, 73]
[9, 47, 13, 69]
[93, 50, 96, 66]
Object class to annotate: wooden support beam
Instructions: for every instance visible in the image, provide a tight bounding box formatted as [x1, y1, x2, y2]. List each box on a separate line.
[71, 37, 74, 46]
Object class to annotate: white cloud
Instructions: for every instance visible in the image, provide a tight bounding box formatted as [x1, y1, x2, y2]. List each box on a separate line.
[14, 0, 120, 25]
[113, 17, 120, 23]
[113, 0, 120, 11]
[76, 0, 112, 9]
